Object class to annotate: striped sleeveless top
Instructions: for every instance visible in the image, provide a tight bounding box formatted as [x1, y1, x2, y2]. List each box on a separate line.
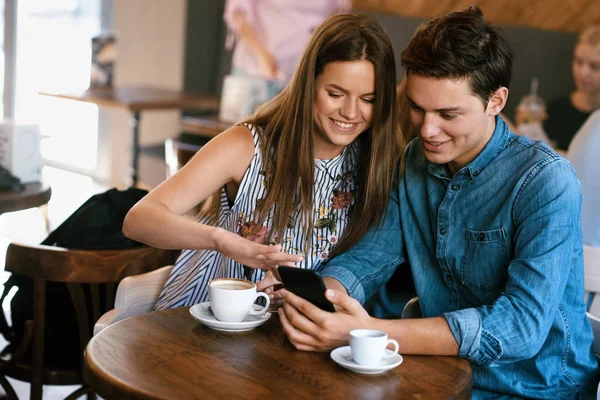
[154, 123, 360, 310]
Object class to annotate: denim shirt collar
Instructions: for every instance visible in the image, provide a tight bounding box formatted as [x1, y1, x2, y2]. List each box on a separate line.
[428, 115, 511, 180]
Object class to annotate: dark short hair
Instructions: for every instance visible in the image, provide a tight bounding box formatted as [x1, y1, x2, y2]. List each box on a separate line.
[400, 5, 513, 106]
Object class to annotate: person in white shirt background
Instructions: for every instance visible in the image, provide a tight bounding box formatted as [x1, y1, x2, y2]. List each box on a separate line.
[568, 109, 600, 247]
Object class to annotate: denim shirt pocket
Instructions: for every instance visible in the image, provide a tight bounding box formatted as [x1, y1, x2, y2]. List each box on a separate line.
[460, 228, 509, 291]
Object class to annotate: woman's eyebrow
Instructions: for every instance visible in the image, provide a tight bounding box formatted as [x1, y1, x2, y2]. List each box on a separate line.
[325, 84, 375, 96]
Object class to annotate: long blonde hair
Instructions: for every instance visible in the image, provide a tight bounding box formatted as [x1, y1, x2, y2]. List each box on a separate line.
[203, 14, 403, 256]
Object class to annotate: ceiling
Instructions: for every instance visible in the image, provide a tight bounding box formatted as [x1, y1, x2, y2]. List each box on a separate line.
[353, 0, 599, 33]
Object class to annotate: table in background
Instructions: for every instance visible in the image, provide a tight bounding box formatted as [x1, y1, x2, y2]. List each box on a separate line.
[84, 307, 472, 399]
[39, 87, 220, 186]
[0, 182, 51, 215]
[181, 116, 232, 139]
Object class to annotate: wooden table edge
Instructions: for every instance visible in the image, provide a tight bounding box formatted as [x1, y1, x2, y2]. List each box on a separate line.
[84, 336, 161, 400]
[0, 182, 51, 214]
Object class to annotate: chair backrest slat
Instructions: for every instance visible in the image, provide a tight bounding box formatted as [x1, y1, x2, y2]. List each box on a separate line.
[89, 283, 101, 324]
[67, 283, 91, 354]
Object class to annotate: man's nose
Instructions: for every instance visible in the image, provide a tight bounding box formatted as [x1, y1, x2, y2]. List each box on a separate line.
[420, 114, 440, 138]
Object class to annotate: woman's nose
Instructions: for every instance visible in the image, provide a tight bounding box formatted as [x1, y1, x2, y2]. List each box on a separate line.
[340, 99, 358, 120]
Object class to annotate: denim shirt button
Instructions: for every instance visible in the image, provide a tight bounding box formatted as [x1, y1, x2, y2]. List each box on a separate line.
[440, 228, 447, 235]
[451, 184, 458, 190]
[444, 274, 453, 283]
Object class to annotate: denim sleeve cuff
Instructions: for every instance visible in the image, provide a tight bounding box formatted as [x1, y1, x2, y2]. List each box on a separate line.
[444, 308, 503, 366]
[321, 265, 366, 304]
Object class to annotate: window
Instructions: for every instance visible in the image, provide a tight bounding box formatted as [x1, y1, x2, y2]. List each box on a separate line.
[14, 0, 103, 173]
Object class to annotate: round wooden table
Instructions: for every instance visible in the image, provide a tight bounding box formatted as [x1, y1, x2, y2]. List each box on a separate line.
[0, 182, 51, 214]
[84, 307, 472, 399]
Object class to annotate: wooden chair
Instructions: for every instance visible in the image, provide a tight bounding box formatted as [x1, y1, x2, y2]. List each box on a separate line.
[401, 297, 422, 319]
[0, 242, 179, 400]
[94, 265, 174, 335]
[585, 312, 600, 399]
[584, 245, 600, 312]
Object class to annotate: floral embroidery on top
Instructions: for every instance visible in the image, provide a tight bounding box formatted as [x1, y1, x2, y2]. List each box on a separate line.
[331, 190, 353, 209]
[235, 156, 357, 265]
[313, 171, 357, 263]
[237, 219, 269, 243]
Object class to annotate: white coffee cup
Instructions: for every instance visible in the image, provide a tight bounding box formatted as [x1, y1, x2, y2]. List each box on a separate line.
[208, 278, 270, 322]
[349, 329, 400, 366]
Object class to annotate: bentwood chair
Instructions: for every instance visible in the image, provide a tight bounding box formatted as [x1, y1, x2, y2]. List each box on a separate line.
[585, 312, 600, 399]
[583, 245, 600, 312]
[401, 297, 422, 319]
[0, 242, 179, 400]
[94, 265, 174, 335]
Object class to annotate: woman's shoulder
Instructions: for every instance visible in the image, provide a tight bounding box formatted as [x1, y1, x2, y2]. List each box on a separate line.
[216, 122, 266, 152]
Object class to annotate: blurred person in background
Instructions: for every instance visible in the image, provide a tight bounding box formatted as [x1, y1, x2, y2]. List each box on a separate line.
[567, 109, 600, 247]
[224, 0, 352, 99]
[544, 25, 600, 151]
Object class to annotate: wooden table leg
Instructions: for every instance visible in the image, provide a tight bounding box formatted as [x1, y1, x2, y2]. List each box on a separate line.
[129, 111, 141, 187]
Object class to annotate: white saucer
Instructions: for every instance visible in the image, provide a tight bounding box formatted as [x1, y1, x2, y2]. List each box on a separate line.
[189, 302, 271, 332]
[330, 346, 403, 374]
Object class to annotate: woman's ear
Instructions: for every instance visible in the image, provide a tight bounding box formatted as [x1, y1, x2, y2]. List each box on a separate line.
[486, 87, 509, 116]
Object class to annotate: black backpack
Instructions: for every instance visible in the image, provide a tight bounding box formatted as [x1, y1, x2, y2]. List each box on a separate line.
[0, 187, 147, 361]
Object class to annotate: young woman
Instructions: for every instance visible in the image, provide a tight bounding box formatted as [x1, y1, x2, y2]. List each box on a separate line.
[122, 13, 402, 310]
[543, 25, 600, 150]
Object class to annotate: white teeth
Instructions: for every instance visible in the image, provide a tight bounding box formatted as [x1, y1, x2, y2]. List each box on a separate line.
[332, 120, 354, 129]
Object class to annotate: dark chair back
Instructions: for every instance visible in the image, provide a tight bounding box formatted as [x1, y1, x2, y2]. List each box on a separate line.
[0, 242, 179, 400]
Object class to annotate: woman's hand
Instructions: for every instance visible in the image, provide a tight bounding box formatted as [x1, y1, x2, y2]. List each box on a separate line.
[257, 270, 285, 307]
[213, 228, 303, 270]
[279, 288, 373, 352]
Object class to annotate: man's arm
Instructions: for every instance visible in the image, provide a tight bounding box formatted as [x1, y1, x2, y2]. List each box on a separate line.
[444, 158, 582, 366]
[280, 287, 459, 355]
[320, 188, 406, 304]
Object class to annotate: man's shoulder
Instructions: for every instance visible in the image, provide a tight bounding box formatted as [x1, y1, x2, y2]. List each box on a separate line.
[503, 133, 563, 165]
[501, 135, 578, 192]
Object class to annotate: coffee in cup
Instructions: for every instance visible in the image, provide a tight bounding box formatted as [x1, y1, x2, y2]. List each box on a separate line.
[208, 278, 270, 322]
[349, 329, 399, 366]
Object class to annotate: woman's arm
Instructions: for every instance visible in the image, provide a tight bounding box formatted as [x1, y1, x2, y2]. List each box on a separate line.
[123, 126, 302, 269]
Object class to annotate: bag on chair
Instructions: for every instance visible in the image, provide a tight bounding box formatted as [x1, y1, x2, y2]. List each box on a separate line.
[0, 187, 148, 362]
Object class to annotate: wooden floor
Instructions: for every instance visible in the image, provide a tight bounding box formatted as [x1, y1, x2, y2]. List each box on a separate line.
[0, 166, 108, 399]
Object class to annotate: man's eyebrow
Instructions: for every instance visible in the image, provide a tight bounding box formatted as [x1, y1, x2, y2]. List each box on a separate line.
[406, 94, 462, 112]
[326, 84, 375, 96]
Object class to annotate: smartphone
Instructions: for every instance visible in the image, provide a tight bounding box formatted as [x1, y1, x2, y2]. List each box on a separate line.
[277, 266, 335, 312]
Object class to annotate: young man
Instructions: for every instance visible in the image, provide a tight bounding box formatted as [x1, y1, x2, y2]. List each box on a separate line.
[276, 6, 600, 398]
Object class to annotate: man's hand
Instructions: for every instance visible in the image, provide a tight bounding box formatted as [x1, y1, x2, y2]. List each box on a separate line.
[279, 288, 372, 352]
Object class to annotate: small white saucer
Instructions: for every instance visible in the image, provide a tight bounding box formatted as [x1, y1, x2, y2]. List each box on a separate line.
[330, 346, 403, 374]
[189, 302, 271, 332]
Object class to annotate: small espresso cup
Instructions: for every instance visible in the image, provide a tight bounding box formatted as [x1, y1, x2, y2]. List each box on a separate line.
[208, 278, 270, 322]
[349, 329, 399, 366]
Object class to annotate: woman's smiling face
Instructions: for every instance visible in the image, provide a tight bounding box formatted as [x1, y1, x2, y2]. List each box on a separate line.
[312, 60, 375, 160]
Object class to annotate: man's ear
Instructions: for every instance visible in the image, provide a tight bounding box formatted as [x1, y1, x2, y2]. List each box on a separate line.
[486, 87, 509, 116]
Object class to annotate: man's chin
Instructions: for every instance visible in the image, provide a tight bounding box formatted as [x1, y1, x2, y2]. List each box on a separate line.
[422, 151, 451, 166]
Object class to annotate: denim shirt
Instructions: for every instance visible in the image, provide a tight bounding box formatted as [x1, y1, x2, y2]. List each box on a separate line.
[322, 117, 600, 398]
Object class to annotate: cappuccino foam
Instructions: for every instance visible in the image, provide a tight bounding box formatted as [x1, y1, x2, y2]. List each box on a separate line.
[210, 280, 253, 290]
